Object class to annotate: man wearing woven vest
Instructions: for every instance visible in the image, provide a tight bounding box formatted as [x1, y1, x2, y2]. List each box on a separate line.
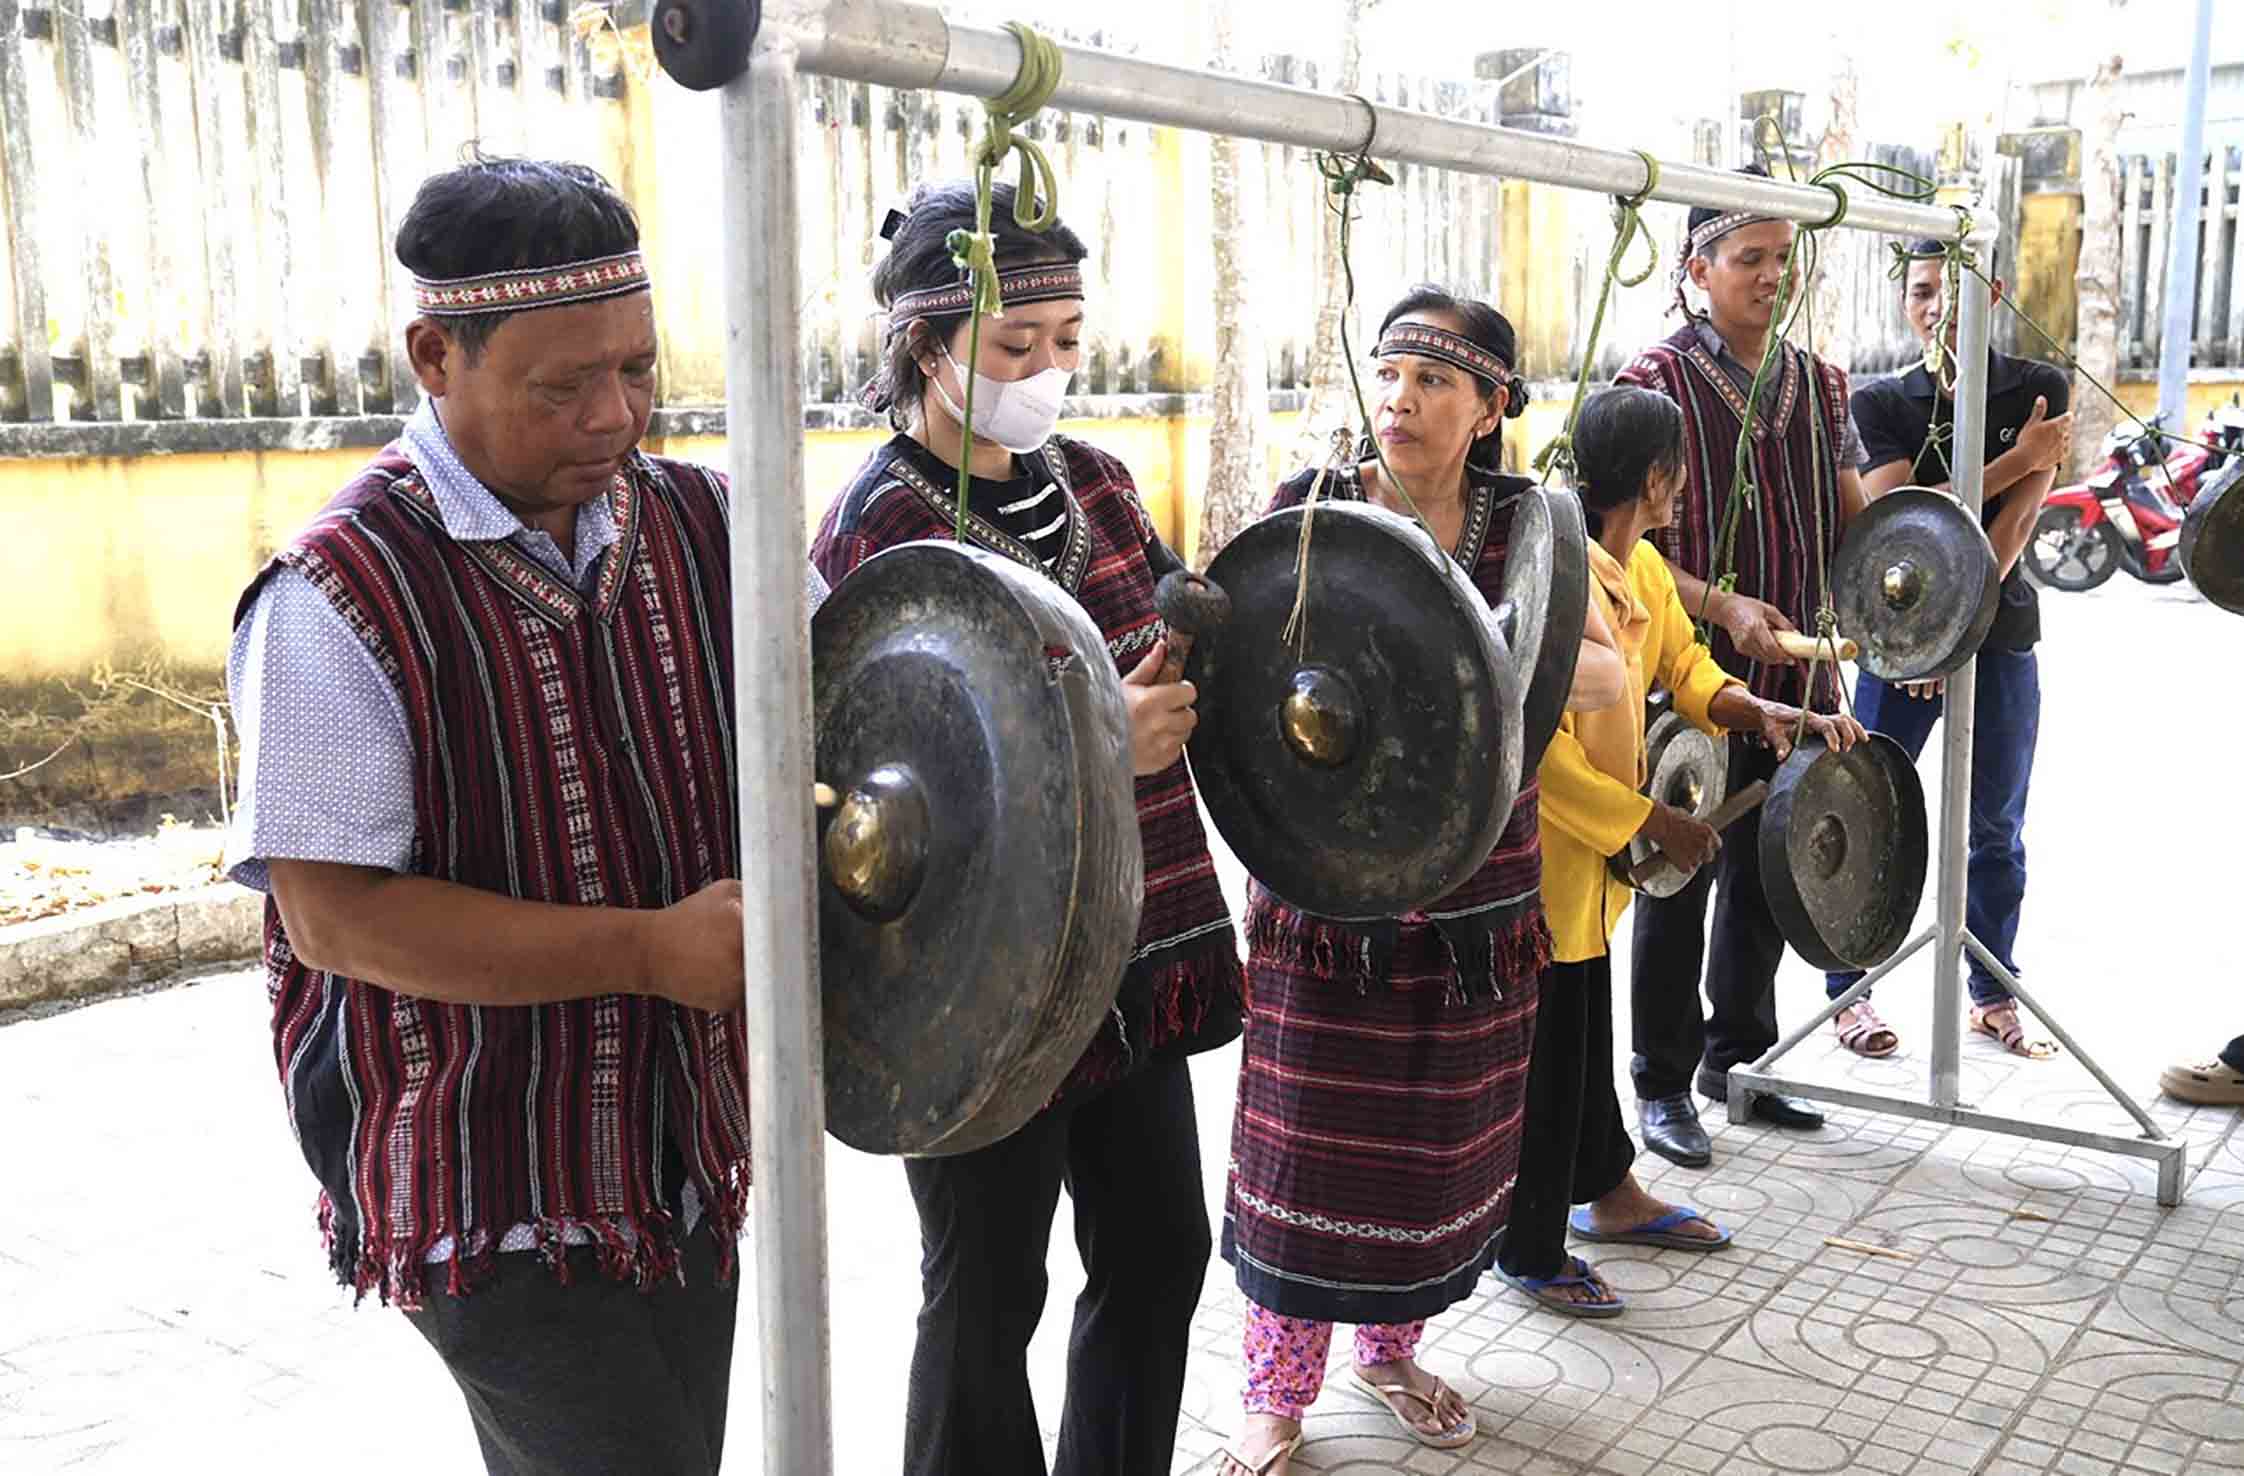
[1615, 166, 1869, 1169]
[226, 157, 753, 1475]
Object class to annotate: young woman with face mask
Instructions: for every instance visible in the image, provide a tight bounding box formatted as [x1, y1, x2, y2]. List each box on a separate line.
[811, 180, 1245, 1476]
[1215, 287, 1624, 1476]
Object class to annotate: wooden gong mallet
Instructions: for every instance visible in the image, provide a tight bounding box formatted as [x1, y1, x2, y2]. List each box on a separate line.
[1624, 780, 1770, 887]
[1154, 570, 1232, 683]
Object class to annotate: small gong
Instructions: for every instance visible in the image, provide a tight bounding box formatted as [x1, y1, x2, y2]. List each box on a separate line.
[1618, 710, 1728, 898]
[1830, 487, 1998, 683]
[1758, 733, 1928, 972]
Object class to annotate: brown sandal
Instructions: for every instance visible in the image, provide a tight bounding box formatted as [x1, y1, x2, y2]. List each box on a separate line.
[1835, 1001, 1900, 1058]
[1970, 1002, 2057, 1059]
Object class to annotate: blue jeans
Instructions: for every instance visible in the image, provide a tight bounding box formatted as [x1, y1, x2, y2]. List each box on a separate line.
[1825, 648, 2040, 1009]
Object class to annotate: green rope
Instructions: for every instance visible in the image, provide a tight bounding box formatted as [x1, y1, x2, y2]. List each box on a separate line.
[1535, 149, 1662, 486]
[945, 21, 1064, 540]
[1313, 106, 1430, 535]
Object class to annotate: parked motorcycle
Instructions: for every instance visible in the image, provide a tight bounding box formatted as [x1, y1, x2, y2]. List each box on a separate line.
[2026, 402, 2244, 592]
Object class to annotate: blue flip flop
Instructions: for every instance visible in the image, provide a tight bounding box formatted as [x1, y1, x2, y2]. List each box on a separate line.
[1492, 1254, 1625, 1317]
[1568, 1205, 1732, 1250]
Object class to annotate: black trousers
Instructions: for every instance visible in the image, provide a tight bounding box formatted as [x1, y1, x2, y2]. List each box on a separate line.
[1630, 739, 1788, 1101]
[902, 1054, 1211, 1476]
[1498, 956, 1638, 1280]
[402, 1225, 738, 1476]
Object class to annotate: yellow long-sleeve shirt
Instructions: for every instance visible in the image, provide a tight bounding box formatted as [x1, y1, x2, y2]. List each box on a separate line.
[1538, 538, 1743, 963]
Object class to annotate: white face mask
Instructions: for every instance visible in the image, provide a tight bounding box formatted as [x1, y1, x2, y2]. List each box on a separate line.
[931, 344, 1072, 454]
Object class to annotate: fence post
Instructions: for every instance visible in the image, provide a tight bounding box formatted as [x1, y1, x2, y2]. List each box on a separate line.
[122, 0, 189, 419]
[244, 0, 301, 418]
[54, 0, 124, 420]
[0, 0, 55, 422]
[2227, 141, 2244, 369]
[183, 0, 247, 417]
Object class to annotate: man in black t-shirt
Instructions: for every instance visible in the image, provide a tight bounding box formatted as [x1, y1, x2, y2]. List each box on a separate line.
[1823, 243, 2072, 1063]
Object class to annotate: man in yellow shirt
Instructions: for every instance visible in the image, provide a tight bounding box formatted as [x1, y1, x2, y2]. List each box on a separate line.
[1494, 387, 1864, 1313]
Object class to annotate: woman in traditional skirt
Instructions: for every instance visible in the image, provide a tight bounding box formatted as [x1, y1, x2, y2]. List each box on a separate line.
[812, 180, 1244, 1476]
[1218, 287, 1625, 1476]
[1491, 385, 1863, 1317]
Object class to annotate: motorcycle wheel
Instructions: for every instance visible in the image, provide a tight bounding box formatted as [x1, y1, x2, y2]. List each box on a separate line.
[2025, 506, 2120, 592]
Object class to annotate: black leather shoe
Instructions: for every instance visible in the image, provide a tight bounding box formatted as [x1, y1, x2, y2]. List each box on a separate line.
[1698, 1067, 1826, 1130]
[1748, 1094, 1827, 1130]
[1637, 1093, 1712, 1168]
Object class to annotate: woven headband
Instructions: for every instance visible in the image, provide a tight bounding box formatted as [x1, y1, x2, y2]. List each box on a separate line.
[412, 250, 649, 317]
[889, 264, 1087, 322]
[1687, 210, 1779, 258]
[1374, 321, 1511, 383]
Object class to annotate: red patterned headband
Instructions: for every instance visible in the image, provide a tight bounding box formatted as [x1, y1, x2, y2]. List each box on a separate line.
[412, 250, 650, 317]
[889, 264, 1087, 322]
[1374, 321, 1511, 383]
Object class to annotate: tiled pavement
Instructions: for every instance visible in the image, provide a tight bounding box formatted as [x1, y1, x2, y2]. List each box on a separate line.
[6, 580, 2243, 1474]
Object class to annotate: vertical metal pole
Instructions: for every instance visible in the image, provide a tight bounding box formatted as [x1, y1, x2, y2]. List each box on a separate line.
[1932, 260, 1994, 1111]
[2158, 0, 2216, 428]
[723, 43, 836, 1476]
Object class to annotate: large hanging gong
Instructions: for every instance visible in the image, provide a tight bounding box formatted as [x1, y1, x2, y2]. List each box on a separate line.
[2180, 459, 2244, 615]
[1185, 500, 1522, 921]
[1617, 710, 1728, 899]
[1499, 483, 1591, 775]
[812, 541, 1143, 1158]
[1830, 487, 1998, 682]
[1759, 733, 1928, 972]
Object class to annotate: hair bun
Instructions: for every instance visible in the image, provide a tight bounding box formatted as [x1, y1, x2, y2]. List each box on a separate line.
[1504, 374, 1531, 420]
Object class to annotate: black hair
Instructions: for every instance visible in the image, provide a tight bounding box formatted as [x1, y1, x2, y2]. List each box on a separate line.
[1901, 237, 1999, 285]
[1374, 285, 1530, 470]
[1571, 385, 1686, 537]
[395, 152, 642, 360]
[862, 180, 1089, 430]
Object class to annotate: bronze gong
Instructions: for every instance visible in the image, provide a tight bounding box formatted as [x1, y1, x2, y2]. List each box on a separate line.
[812, 541, 1143, 1157]
[2181, 458, 2244, 616]
[1185, 500, 1523, 921]
[1617, 710, 1728, 899]
[1830, 487, 1998, 682]
[1758, 733, 1928, 973]
[1498, 483, 1591, 776]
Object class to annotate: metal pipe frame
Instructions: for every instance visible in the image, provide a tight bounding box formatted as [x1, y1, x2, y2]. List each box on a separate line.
[710, 6, 2069, 1469]
[723, 42, 835, 1476]
[1728, 260, 2189, 1210]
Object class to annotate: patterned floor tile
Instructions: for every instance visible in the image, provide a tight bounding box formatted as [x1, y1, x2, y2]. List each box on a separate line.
[2088, 1170, 2244, 1362]
[1815, 1190, 2118, 1321]
[1986, 1329, 2244, 1474]
[1648, 1356, 1979, 1474]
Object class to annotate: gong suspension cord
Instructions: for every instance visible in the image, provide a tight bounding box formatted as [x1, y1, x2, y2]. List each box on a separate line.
[1533, 150, 1663, 487]
[1285, 100, 1422, 651]
[1317, 103, 1427, 534]
[946, 22, 1065, 542]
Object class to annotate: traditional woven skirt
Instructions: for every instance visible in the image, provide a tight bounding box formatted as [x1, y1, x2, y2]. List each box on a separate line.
[1220, 917, 1541, 1326]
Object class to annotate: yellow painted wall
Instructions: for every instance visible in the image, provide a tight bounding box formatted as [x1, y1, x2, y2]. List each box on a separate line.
[2112, 378, 2244, 429]
[2011, 193, 2081, 354]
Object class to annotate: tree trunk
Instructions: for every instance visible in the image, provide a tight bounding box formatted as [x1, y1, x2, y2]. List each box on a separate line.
[1803, 50, 1859, 374]
[1197, 0, 1271, 567]
[2072, 14, 2128, 480]
[1285, 0, 1363, 469]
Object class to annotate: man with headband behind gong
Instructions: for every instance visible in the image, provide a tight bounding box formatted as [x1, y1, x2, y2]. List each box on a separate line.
[1614, 167, 1868, 1169]
[225, 156, 753, 1474]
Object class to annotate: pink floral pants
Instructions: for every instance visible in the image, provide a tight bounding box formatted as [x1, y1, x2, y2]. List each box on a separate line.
[1240, 1302, 1427, 1419]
